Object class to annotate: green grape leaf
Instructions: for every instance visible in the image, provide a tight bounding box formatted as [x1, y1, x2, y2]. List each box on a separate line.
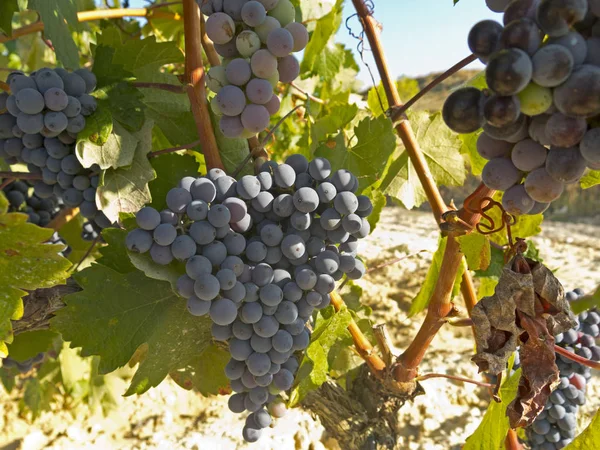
[300, 0, 344, 78]
[96, 121, 155, 222]
[97, 228, 136, 274]
[478, 276, 499, 299]
[580, 170, 600, 189]
[380, 111, 466, 210]
[92, 44, 135, 88]
[168, 343, 230, 396]
[76, 111, 137, 170]
[367, 83, 388, 117]
[0, 0, 18, 36]
[309, 43, 347, 80]
[0, 201, 71, 356]
[289, 306, 352, 407]
[6, 330, 59, 362]
[51, 263, 217, 396]
[409, 236, 464, 316]
[569, 287, 600, 315]
[211, 110, 251, 176]
[315, 116, 397, 192]
[460, 130, 487, 176]
[136, 71, 200, 148]
[96, 83, 146, 132]
[149, 153, 202, 211]
[463, 369, 522, 450]
[365, 188, 386, 232]
[23, 377, 46, 420]
[311, 103, 358, 150]
[112, 36, 185, 73]
[565, 408, 600, 449]
[28, 0, 79, 70]
[458, 233, 491, 271]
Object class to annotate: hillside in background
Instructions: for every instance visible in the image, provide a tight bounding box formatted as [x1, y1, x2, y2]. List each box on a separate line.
[408, 68, 482, 111]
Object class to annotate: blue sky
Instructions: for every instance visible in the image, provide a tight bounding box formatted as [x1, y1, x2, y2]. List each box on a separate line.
[124, 0, 502, 86]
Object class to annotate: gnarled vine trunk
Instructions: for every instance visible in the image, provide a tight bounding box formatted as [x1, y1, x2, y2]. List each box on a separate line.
[303, 365, 420, 450]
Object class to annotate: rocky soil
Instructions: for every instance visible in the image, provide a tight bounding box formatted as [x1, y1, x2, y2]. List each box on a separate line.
[1, 208, 599, 450]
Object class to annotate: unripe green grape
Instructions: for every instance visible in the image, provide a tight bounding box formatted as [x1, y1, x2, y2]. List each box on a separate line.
[266, 70, 279, 88]
[268, 0, 295, 27]
[251, 49, 278, 79]
[255, 16, 281, 43]
[236, 30, 262, 58]
[210, 96, 223, 116]
[517, 82, 552, 116]
[206, 66, 229, 93]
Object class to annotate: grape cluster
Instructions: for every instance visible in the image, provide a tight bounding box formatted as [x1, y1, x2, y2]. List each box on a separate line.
[442, 0, 600, 216]
[0, 68, 112, 231]
[198, 0, 308, 138]
[1, 352, 45, 373]
[526, 288, 600, 449]
[3, 180, 72, 257]
[126, 155, 372, 442]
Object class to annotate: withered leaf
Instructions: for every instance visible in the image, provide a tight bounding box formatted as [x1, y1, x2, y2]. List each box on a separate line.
[471, 254, 577, 428]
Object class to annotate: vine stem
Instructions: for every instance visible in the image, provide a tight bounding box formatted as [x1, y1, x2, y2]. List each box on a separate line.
[390, 54, 477, 121]
[0, 8, 178, 45]
[200, 15, 221, 67]
[554, 344, 600, 370]
[330, 291, 386, 375]
[0, 171, 43, 180]
[394, 184, 495, 382]
[349, 0, 479, 318]
[350, 0, 485, 384]
[416, 373, 494, 388]
[182, 0, 224, 170]
[147, 139, 202, 158]
[0, 81, 9, 92]
[505, 429, 524, 450]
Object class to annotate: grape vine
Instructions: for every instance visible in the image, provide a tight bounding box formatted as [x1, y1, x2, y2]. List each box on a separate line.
[0, 0, 599, 448]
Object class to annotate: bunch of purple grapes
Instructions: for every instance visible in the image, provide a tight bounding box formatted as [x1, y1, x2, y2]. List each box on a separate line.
[1, 353, 45, 373]
[442, 0, 600, 216]
[526, 288, 600, 449]
[0, 68, 113, 233]
[198, 0, 309, 138]
[3, 180, 72, 257]
[126, 154, 372, 442]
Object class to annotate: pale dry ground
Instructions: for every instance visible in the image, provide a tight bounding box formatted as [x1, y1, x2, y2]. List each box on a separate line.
[1, 208, 599, 450]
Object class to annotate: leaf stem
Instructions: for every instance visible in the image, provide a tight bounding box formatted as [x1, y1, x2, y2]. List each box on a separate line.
[132, 82, 186, 93]
[0, 171, 43, 180]
[182, 0, 224, 170]
[75, 234, 102, 272]
[554, 344, 600, 370]
[147, 139, 202, 158]
[390, 54, 477, 120]
[200, 15, 221, 67]
[416, 372, 494, 388]
[290, 82, 325, 105]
